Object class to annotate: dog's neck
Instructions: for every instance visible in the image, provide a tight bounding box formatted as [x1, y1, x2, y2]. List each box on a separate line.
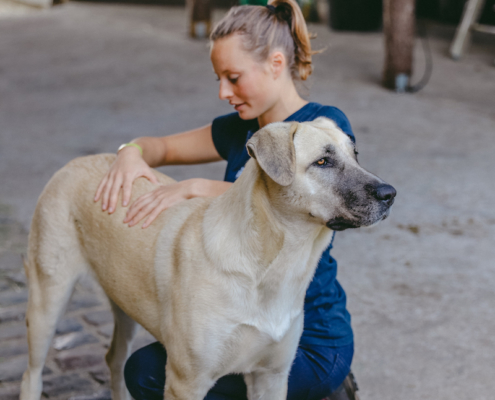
[205, 160, 322, 272]
[203, 160, 333, 341]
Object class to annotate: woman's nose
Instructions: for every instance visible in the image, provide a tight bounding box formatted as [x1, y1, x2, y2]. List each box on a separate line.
[218, 80, 233, 100]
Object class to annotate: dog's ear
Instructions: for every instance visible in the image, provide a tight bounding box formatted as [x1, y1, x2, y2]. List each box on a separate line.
[310, 116, 337, 130]
[246, 122, 299, 186]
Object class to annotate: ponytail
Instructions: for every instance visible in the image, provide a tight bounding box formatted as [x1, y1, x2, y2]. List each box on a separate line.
[210, 0, 317, 81]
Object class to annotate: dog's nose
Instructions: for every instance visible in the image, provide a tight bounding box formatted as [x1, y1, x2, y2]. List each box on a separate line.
[373, 184, 397, 206]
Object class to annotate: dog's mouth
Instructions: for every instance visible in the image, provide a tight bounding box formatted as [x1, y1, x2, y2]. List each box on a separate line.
[326, 217, 361, 231]
[326, 206, 391, 231]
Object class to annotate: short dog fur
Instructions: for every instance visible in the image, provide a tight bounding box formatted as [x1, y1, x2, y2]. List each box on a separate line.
[20, 117, 395, 400]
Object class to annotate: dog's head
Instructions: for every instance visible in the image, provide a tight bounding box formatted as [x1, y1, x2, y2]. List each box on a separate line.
[246, 117, 396, 231]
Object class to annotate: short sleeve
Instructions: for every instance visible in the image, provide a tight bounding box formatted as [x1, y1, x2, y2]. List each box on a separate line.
[319, 106, 356, 143]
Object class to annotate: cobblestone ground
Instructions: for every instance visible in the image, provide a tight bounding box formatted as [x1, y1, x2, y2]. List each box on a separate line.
[0, 204, 155, 399]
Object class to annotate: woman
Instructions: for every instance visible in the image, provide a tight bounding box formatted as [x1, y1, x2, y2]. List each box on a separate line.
[95, 1, 358, 399]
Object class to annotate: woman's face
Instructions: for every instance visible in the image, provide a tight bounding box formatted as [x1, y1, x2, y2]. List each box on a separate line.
[210, 34, 282, 120]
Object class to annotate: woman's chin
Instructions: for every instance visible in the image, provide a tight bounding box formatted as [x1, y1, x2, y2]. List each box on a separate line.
[237, 108, 255, 120]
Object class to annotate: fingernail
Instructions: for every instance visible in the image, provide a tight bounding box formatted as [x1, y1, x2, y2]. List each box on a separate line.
[108, 207, 113, 213]
[123, 201, 128, 206]
[102, 204, 107, 211]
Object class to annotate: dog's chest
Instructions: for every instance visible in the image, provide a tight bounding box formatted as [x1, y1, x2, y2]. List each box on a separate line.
[241, 304, 301, 343]
[227, 310, 303, 374]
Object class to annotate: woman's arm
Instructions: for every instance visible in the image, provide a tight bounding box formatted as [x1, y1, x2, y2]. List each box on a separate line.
[131, 124, 223, 167]
[94, 124, 225, 214]
[124, 178, 232, 228]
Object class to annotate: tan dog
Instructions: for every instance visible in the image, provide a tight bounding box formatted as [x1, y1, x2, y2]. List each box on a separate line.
[20, 117, 396, 400]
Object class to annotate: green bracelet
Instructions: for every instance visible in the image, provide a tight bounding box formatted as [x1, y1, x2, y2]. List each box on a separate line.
[118, 143, 143, 156]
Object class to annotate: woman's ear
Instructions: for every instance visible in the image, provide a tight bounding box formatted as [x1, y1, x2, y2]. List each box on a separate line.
[269, 51, 286, 79]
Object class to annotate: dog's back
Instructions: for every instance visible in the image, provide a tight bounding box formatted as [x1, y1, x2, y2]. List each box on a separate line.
[21, 153, 215, 399]
[27, 154, 170, 328]
[20, 154, 177, 399]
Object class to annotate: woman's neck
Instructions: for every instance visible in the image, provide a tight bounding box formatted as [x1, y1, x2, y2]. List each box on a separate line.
[257, 84, 308, 128]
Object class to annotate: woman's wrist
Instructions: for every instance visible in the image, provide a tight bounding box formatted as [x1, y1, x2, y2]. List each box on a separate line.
[118, 143, 143, 155]
[117, 144, 142, 159]
[186, 178, 231, 199]
[186, 178, 208, 199]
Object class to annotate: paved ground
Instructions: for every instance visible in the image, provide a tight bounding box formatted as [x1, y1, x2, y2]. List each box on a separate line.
[0, 2, 494, 399]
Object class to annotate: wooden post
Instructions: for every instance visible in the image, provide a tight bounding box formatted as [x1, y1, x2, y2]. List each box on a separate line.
[189, 0, 212, 39]
[382, 0, 416, 91]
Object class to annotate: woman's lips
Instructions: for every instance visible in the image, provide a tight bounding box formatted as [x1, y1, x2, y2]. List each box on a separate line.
[233, 103, 245, 111]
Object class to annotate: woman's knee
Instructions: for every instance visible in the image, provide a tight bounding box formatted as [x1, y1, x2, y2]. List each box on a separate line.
[308, 353, 352, 399]
[124, 342, 167, 400]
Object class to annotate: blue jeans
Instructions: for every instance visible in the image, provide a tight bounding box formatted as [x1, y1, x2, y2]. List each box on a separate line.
[124, 342, 354, 400]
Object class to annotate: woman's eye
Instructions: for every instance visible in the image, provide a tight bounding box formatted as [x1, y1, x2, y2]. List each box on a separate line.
[228, 76, 239, 84]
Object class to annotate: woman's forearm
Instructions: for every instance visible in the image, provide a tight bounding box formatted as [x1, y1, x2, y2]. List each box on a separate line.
[128, 124, 221, 168]
[131, 137, 168, 168]
[188, 178, 232, 198]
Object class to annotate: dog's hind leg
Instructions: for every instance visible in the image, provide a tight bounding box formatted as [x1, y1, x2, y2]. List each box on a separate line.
[105, 300, 138, 400]
[20, 190, 88, 400]
[20, 257, 81, 400]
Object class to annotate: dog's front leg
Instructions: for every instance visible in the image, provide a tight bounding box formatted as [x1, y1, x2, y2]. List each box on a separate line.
[244, 371, 289, 400]
[163, 360, 215, 400]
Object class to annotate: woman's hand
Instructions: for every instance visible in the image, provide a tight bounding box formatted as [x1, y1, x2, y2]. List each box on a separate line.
[124, 178, 232, 229]
[94, 146, 159, 213]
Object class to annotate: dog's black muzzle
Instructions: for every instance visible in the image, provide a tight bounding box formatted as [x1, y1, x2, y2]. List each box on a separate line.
[372, 183, 397, 207]
[326, 182, 397, 231]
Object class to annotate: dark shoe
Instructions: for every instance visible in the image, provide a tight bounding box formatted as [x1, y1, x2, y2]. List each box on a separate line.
[322, 370, 360, 400]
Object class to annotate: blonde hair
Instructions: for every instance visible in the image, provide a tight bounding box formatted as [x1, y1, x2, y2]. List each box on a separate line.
[210, 0, 316, 81]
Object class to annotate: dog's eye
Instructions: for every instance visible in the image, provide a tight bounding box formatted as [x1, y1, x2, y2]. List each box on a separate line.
[314, 158, 332, 167]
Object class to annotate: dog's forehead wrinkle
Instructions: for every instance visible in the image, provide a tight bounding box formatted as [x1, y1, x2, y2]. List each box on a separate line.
[323, 145, 336, 155]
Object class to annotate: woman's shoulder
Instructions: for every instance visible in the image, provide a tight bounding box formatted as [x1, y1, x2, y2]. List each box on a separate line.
[306, 103, 355, 142]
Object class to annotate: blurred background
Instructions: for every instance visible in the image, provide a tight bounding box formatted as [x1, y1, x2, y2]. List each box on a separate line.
[0, 0, 494, 399]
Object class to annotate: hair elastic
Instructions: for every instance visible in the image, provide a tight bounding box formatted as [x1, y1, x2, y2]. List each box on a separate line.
[266, 4, 292, 25]
[266, 4, 276, 14]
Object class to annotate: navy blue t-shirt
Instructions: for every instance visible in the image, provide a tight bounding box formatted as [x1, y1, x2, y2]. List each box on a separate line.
[211, 102, 355, 347]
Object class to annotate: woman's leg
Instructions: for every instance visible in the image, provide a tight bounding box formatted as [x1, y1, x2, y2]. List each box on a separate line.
[287, 343, 354, 400]
[124, 342, 353, 400]
[124, 342, 167, 400]
[124, 342, 248, 400]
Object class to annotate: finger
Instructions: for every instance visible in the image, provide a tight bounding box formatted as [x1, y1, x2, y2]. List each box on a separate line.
[94, 176, 108, 202]
[108, 175, 124, 214]
[145, 171, 159, 184]
[122, 176, 133, 207]
[141, 201, 169, 228]
[128, 197, 161, 227]
[141, 192, 185, 228]
[124, 192, 154, 223]
[101, 176, 114, 211]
